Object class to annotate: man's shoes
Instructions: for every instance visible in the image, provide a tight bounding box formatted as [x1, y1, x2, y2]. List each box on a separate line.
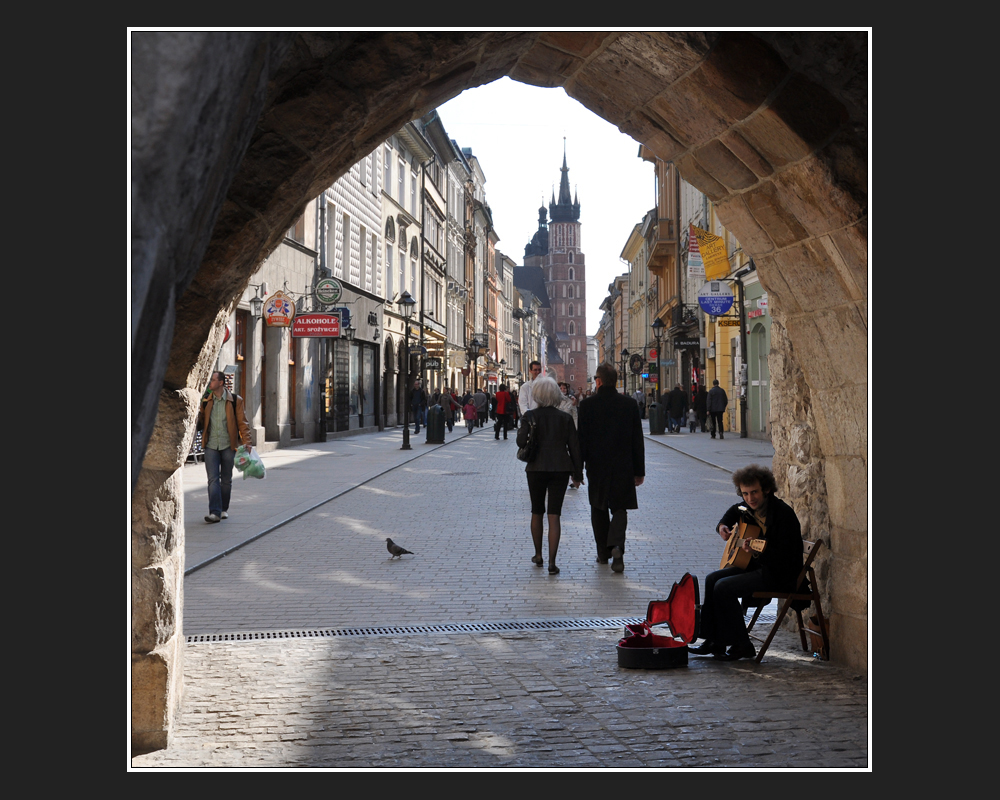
[714, 643, 755, 661]
[221, 511, 229, 519]
[690, 640, 724, 656]
[205, 514, 221, 523]
[710, 434, 716, 439]
[611, 546, 624, 573]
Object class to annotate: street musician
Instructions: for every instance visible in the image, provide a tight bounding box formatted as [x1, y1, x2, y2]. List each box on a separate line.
[691, 465, 804, 661]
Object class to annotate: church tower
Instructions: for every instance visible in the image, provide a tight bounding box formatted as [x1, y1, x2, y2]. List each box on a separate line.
[522, 141, 587, 393]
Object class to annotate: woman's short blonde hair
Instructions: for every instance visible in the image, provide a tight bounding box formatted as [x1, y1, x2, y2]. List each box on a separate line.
[532, 376, 563, 408]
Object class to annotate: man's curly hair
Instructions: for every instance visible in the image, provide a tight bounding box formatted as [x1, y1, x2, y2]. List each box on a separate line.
[731, 464, 777, 496]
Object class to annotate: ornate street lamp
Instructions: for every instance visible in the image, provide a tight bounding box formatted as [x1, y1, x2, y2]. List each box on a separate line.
[398, 290, 417, 451]
[651, 317, 665, 404]
[468, 336, 483, 391]
[620, 348, 629, 394]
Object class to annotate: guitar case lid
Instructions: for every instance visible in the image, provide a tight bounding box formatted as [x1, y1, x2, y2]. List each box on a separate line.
[617, 572, 700, 669]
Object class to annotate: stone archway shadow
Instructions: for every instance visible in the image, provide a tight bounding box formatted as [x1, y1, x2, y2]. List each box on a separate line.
[131, 31, 868, 753]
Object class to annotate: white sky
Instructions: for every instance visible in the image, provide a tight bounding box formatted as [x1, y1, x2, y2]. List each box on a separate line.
[437, 77, 655, 337]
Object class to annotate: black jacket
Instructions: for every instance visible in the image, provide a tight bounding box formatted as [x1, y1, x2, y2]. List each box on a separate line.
[666, 387, 688, 416]
[707, 386, 728, 413]
[577, 386, 645, 510]
[517, 407, 583, 482]
[717, 495, 803, 592]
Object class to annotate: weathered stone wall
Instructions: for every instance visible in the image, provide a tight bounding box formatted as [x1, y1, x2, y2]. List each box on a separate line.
[131, 387, 200, 754]
[131, 31, 868, 751]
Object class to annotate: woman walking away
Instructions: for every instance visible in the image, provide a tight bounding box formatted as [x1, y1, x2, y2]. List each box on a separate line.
[516, 377, 584, 574]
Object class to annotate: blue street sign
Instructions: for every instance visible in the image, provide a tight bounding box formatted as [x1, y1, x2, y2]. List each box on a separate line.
[698, 281, 734, 316]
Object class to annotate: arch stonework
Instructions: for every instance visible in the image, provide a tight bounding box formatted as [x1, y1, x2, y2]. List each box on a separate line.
[131, 31, 868, 752]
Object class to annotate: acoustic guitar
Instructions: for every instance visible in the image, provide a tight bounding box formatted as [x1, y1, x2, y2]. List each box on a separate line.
[720, 509, 767, 570]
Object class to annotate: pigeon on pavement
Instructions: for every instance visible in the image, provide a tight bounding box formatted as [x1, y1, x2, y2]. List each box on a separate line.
[386, 538, 413, 559]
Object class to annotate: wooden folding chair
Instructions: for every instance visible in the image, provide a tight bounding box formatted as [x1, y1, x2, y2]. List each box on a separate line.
[745, 539, 830, 664]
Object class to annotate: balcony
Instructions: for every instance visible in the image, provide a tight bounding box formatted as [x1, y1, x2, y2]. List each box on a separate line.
[647, 218, 677, 276]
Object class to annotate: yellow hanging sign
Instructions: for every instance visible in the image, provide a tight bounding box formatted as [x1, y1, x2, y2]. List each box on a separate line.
[691, 226, 731, 281]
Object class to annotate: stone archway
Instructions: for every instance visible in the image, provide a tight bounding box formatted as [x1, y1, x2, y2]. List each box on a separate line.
[131, 31, 868, 752]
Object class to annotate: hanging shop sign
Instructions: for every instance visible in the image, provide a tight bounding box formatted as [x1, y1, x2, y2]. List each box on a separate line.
[425, 358, 441, 369]
[698, 281, 735, 316]
[690, 226, 731, 281]
[315, 277, 343, 305]
[675, 339, 701, 349]
[629, 353, 645, 374]
[648, 349, 658, 361]
[291, 313, 341, 338]
[409, 345, 427, 355]
[263, 291, 295, 327]
[719, 318, 741, 327]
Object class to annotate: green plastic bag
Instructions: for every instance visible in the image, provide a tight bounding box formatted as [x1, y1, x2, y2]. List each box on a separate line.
[235, 445, 265, 479]
[234, 445, 253, 472]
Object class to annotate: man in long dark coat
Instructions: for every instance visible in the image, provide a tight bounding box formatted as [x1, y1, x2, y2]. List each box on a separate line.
[577, 363, 646, 573]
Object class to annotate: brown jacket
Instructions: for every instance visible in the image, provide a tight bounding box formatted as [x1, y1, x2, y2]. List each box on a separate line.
[198, 389, 252, 451]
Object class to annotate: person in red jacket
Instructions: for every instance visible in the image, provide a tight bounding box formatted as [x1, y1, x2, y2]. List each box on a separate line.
[494, 384, 513, 440]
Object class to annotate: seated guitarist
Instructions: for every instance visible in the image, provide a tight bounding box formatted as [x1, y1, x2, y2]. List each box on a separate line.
[691, 464, 804, 661]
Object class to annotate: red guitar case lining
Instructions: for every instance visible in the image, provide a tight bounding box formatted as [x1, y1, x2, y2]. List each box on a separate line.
[617, 572, 700, 669]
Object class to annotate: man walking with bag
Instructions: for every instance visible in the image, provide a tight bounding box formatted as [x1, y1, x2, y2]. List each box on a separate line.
[198, 370, 253, 523]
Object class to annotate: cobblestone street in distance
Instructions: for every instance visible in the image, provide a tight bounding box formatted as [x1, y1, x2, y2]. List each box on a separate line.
[133, 423, 868, 769]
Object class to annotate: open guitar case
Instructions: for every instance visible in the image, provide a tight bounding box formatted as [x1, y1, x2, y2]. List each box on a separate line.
[617, 572, 700, 669]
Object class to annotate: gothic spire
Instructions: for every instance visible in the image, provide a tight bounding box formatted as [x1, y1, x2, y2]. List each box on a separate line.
[549, 138, 581, 223]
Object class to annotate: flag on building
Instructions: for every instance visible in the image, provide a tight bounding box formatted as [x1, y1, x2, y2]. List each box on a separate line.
[690, 225, 730, 281]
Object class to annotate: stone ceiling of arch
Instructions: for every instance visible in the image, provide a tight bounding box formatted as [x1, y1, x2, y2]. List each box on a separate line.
[169, 31, 867, 389]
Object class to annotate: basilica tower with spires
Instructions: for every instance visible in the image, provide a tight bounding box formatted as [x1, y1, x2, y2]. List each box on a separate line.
[521, 142, 587, 392]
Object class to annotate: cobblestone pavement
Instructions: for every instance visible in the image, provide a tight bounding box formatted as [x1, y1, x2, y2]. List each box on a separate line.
[133, 424, 869, 769]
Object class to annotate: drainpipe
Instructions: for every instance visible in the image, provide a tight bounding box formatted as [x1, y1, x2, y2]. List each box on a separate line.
[419, 154, 436, 393]
[734, 260, 756, 439]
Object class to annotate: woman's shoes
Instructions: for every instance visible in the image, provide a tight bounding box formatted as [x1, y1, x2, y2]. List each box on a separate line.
[548, 564, 560, 574]
[531, 555, 544, 567]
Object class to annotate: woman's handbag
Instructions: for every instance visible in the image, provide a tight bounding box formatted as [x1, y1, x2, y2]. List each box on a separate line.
[516, 412, 539, 463]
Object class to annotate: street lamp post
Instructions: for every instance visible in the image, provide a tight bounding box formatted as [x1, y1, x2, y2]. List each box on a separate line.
[469, 336, 483, 391]
[651, 317, 665, 404]
[620, 348, 629, 394]
[398, 290, 417, 451]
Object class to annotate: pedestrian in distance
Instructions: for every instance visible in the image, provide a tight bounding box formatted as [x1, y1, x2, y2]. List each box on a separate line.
[439, 386, 460, 433]
[666, 384, 688, 434]
[633, 387, 645, 419]
[494, 383, 513, 440]
[708, 379, 729, 439]
[516, 377, 583, 575]
[577, 363, 645, 573]
[694, 384, 709, 432]
[687, 407, 698, 433]
[558, 381, 578, 428]
[197, 370, 253, 523]
[518, 360, 543, 416]
[463, 398, 477, 434]
[473, 387, 488, 428]
[410, 378, 428, 434]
